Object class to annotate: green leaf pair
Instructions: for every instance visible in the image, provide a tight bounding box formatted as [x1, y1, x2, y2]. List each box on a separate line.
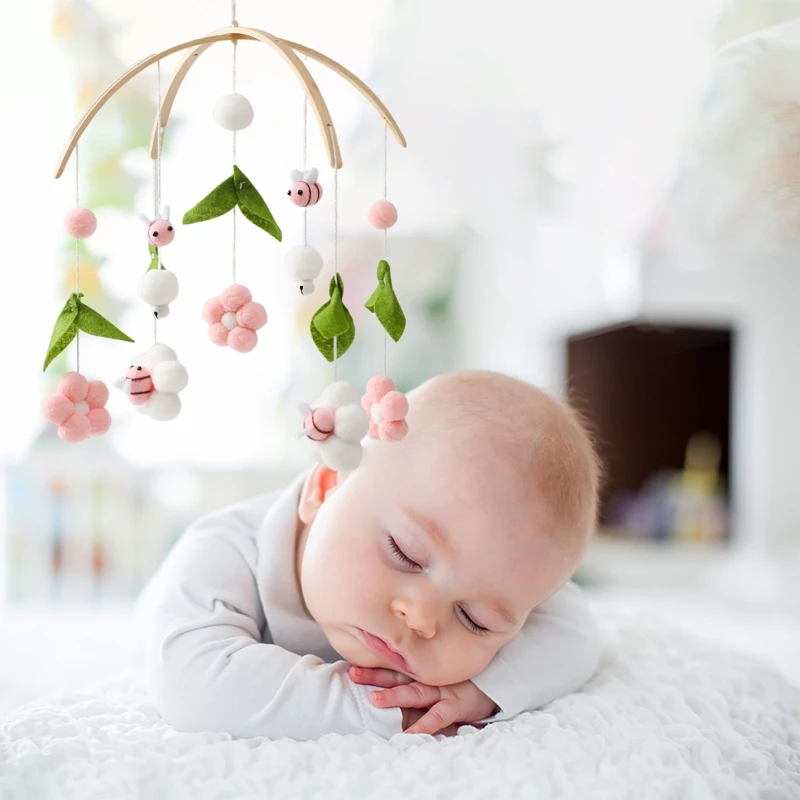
[43, 293, 135, 372]
[365, 260, 406, 342]
[310, 275, 356, 362]
[182, 165, 282, 242]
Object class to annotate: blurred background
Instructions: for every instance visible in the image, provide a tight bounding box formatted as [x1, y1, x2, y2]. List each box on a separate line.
[1, 0, 799, 709]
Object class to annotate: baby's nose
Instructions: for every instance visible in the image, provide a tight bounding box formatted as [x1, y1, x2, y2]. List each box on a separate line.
[393, 598, 437, 639]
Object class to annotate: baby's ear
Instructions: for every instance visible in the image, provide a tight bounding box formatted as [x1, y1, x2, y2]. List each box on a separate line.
[298, 463, 339, 524]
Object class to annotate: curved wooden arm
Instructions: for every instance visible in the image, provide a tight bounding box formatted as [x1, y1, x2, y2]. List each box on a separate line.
[281, 38, 407, 149]
[146, 26, 341, 168]
[55, 26, 407, 178]
[55, 32, 236, 178]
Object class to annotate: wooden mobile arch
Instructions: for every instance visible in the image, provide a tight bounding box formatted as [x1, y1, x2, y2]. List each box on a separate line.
[54, 25, 407, 178]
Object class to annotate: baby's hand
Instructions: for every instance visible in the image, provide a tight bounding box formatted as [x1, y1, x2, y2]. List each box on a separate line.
[348, 666, 498, 735]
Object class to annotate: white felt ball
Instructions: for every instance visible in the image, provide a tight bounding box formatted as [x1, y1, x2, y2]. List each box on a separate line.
[153, 304, 170, 319]
[213, 94, 254, 131]
[370, 404, 383, 425]
[317, 381, 361, 410]
[221, 311, 238, 330]
[138, 270, 179, 306]
[141, 343, 178, 369]
[299, 281, 315, 296]
[335, 405, 370, 443]
[152, 361, 189, 394]
[321, 437, 363, 473]
[146, 391, 182, 421]
[285, 245, 323, 282]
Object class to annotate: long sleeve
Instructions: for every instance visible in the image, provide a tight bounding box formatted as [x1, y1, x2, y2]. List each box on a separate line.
[470, 580, 602, 722]
[139, 505, 402, 741]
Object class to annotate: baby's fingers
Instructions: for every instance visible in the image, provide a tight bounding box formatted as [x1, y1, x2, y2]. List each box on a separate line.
[405, 699, 461, 736]
[349, 666, 413, 688]
[370, 682, 441, 710]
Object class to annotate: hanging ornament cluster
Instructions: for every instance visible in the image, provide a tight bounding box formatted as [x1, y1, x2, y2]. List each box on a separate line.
[47, 17, 409, 465]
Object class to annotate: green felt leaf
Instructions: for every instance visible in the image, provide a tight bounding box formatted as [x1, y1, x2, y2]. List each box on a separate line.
[310, 275, 356, 361]
[365, 260, 406, 342]
[182, 174, 238, 224]
[42, 294, 81, 372]
[233, 165, 282, 242]
[76, 300, 135, 343]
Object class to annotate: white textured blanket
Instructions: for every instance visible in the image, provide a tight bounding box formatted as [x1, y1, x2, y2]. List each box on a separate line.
[2, 613, 799, 800]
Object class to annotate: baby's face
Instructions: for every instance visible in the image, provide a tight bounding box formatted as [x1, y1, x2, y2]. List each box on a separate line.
[299, 435, 572, 687]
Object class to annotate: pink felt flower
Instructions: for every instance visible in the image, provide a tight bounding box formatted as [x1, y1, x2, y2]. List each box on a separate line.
[202, 283, 267, 353]
[41, 372, 111, 443]
[361, 376, 409, 442]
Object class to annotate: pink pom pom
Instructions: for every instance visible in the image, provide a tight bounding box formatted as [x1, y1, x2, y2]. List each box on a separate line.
[209, 323, 230, 346]
[64, 207, 97, 239]
[85, 380, 109, 409]
[368, 200, 398, 230]
[148, 219, 175, 247]
[220, 284, 252, 312]
[42, 394, 74, 425]
[228, 327, 258, 353]
[86, 407, 111, 436]
[59, 413, 91, 442]
[237, 301, 267, 331]
[366, 375, 396, 401]
[58, 372, 89, 403]
[202, 297, 225, 325]
[379, 419, 408, 442]
[381, 391, 409, 422]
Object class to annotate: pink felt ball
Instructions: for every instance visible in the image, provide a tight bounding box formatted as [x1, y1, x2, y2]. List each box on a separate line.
[208, 323, 231, 346]
[367, 375, 396, 398]
[85, 380, 109, 409]
[228, 327, 258, 353]
[368, 200, 398, 230]
[379, 419, 408, 442]
[237, 301, 267, 331]
[381, 391, 408, 422]
[148, 219, 175, 247]
[42, 393, 74, 425]
[220, 284, 252, 313]
[64, 207, 98, 239]
[202, 298, 225, 325]
[87, 407, 112, 436]
[59, 413, 91, 442]
[58, 372, 89, 403]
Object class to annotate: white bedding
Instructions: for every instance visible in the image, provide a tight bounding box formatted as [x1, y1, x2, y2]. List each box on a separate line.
[2, 610, 798, 800]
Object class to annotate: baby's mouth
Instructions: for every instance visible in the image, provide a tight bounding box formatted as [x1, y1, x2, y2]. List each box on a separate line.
[356, 628, 411, 673]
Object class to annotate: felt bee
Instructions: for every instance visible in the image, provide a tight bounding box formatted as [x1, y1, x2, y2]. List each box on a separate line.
[288, 168, 323, 207]
[121, 364, 154, 405]
[138, 205, 175, 247]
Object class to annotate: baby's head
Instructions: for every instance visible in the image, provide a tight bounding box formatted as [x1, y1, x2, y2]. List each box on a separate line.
[297, 370, 601, 686]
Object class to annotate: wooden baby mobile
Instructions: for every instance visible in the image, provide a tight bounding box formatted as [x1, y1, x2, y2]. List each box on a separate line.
[44, 5, 408, 471]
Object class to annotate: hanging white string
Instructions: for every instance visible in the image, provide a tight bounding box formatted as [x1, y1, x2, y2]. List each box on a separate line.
[302, 55, 308, 246]
[382, 119, 389, 376]
[75, 142, 81, 374]
[232, 2, 238, 284]
[153, 60, 164, 344]
[332, 129, 339, 382]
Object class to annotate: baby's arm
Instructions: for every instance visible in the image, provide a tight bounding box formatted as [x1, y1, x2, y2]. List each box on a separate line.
[137, 505, 402, 741]
[470, 580, 602, 722]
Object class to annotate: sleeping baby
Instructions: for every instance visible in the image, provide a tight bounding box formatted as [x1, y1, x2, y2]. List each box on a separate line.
[135, 370, 603, 739]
